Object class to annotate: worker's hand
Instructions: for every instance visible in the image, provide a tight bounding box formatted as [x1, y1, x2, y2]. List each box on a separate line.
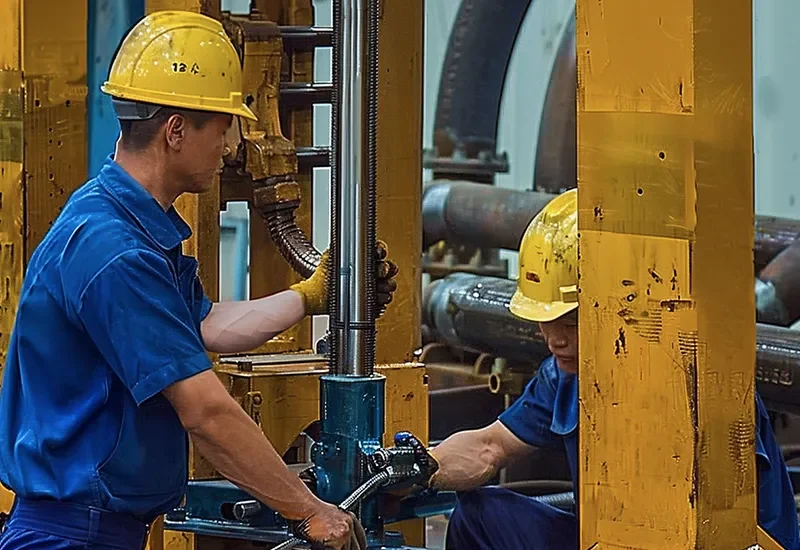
[394, 431, 440, 488]
[345, 514, 368, 550]
[290, 250, 330, 316]
[290, 242, 399, 317]
[375, 241, 399, 317]
[292, 503, 365, 549]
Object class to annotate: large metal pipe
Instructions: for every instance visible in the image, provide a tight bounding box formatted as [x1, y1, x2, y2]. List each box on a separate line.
[423, 273, 800, 414]
[532, 11, 576, 194]
[428, 0, 533, 182]
[422, 181, 555, 250]
[756, 324, 800, 416]
[329, 0, 378, 376]
[755, 216, 800, 273]
[421, 181, 800, 270]
[422, 274, 549, 364]
[757, 238, 800, 326]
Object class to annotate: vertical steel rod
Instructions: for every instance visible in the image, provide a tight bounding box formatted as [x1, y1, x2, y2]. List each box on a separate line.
[330, 0, 377, 376]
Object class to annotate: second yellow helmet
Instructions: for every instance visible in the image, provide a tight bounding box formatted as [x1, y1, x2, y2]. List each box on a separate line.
[510, 189, 578, 323]
[101, 11, 257, 121]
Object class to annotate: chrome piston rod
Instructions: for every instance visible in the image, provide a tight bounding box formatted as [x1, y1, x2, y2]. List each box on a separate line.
[329, 0, 378, 375]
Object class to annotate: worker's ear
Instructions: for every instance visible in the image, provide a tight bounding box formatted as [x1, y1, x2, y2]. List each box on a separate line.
[223, 116, 242, 165]
[164, 114, 186, 151]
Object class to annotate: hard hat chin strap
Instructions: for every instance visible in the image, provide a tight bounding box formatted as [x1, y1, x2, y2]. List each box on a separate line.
[112, 98, 163, 121]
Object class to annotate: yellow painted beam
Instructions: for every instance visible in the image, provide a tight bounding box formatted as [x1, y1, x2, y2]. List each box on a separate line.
[373, 2, 425, 543]
[577, 0, 757, 548]
[375, 0, 424, 365]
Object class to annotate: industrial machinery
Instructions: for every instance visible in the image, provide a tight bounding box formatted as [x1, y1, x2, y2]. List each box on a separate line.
[5, 0, 800, 548]
[1, 0, 447, 548]
[420, 0, 800, 432]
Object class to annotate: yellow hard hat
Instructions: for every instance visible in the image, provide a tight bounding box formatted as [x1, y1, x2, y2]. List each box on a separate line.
[101, 11, 257, 121]
[510, 188, 578, 323]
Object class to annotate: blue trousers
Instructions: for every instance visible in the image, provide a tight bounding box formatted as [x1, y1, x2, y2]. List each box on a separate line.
[0, 498, 149, 550]
[446, 487, 578, 550]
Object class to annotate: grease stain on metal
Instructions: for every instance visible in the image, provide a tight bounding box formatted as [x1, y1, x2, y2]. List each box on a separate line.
[614, 327, 627, 356]
[648, 268, 663, 283]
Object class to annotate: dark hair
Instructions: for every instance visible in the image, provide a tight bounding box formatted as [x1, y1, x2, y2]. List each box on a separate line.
[119, 106, 217, 152]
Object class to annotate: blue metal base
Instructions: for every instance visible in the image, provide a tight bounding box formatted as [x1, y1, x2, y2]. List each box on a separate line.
[164, 479, 457, 548]
[314, 374, 386, 507]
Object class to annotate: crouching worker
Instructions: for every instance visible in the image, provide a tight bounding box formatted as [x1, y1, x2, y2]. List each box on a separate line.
[424, 189, 800, 549]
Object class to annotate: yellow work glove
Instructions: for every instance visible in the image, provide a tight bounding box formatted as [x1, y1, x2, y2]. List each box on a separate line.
[290, 242, 399, 317]
[290, 250, 331, 316]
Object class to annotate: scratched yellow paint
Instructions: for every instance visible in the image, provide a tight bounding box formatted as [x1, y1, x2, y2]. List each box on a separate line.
[577, 0, 758, 548]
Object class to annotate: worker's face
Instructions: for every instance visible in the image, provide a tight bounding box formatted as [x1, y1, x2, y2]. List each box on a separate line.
[168, 113, 233, 194]
[539, 309, 578, 374]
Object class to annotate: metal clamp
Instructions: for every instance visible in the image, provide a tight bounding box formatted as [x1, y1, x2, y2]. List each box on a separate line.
[269, 432, 433, 550]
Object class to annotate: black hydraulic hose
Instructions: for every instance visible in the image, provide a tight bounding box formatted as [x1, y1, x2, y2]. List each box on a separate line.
[532, 491, 574, 510]
[257, 175, 321, 279]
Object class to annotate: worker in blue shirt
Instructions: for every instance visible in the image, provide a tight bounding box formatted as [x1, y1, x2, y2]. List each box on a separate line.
[0, 12, 384, 550]
[423, 189, 800, 549]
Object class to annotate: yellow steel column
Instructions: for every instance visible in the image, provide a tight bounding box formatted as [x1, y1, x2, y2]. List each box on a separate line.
[577, 1, 758, 549]
[374, 1, 426, 545]
[375, 0, 424, 366]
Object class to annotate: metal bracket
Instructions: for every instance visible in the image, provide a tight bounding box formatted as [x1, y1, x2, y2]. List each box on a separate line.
[244, 391, 263, 426]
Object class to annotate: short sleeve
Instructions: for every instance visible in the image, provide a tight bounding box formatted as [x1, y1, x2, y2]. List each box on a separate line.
[176, 253, 213, 331]
[76, 249, 213, 405]
[498, 357, 561, 449]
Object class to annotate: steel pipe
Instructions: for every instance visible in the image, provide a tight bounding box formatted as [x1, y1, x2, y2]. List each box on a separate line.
[533, 11, 576, 194]
[756, 324, 800, 416]
[329, 0, 378, 376]
[422, 181, 555, 249]
[428, 0, 534, 182]
[421, 181, 800, 270]
[422, 274, 549, 364]
[424, 273, 800, 414]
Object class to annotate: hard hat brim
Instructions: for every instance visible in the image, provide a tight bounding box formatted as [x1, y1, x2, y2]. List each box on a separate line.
[509, 288, 578, 323]
[101, 82, 258, 121]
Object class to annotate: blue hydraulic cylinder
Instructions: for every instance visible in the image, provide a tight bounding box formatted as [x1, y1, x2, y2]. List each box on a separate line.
[313, 374, 386, 532]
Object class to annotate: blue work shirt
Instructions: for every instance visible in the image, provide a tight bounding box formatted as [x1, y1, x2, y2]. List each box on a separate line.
[0, 157, 214, 523]
[499, 356, 800, 549]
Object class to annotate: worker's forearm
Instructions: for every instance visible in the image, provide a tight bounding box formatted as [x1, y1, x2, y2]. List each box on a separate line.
[188, 399, 321, 521]
[428, 429, 505, 492]
[201, 290, 305, 353]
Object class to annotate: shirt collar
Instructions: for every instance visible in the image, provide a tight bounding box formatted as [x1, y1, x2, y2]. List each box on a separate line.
[97, 155, 192, 250]
[550, 358, 578, 435]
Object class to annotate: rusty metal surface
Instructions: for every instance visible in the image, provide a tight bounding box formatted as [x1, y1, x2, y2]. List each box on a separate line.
[424, 272, 800, 419]
[423, 274, 548, 364]
[420, 180, 800, 272]
[422, 180, 555, 249]
[759, 239, 800, 325]
[755, 215, 800, 273]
